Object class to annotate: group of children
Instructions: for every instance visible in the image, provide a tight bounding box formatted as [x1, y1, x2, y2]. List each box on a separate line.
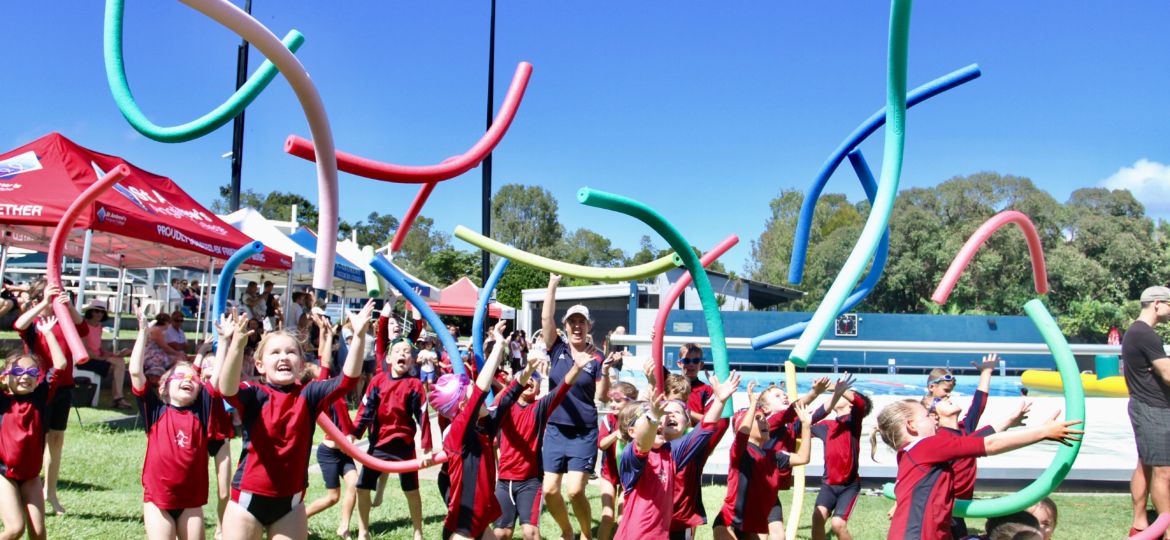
[0, 281, 1077, 540]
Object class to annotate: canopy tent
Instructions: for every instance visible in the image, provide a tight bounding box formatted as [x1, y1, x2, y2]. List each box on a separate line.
[428, 277, 515, 319]
[288, 228, 440, 301]
[335, 238, 440, 302]
[0, 133, 291, 270]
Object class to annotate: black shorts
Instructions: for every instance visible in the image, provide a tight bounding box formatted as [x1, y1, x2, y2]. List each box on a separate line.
[317, 444, 357, 490]
[78, 359, 112, 378]
[48, 388, 72, 431]
[713, 502, 783, 536]
[356, 439, 418, 491]
[232, 489, 304, 527]
[493, 477, 543, 529]
[1130, 399, 1170, 466]
[542, 423, 598, 474]
[814, 480, 861, 520]
[208, 439, 227, 458]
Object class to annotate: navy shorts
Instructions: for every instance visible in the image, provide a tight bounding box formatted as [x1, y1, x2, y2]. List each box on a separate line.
[356, 439, 418, 491]
[542, 423, 598, 474]
[317, 444, 357, 490]
[232, 489, 303, 526]
[815, 480, 861, 520]
[48, 388, 72, 431]
[493, 477, 543, 529]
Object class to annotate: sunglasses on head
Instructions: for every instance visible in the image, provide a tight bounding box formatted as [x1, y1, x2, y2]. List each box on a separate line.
[928, 374, 955, 386]
[6, 366, 40, 379]
[166, 372, 198, 384]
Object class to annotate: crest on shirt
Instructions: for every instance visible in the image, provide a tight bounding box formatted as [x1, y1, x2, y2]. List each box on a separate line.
[175, 429, 190, 448]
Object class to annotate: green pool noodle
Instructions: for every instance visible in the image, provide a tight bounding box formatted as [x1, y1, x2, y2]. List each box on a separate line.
[362, 246, 381, 298]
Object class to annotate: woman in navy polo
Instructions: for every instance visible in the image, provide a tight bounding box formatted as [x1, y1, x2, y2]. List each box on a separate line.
[540, 273, 615, 540]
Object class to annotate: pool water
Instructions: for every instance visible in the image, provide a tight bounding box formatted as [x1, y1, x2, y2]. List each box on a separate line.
[673, 372, 1025, 397]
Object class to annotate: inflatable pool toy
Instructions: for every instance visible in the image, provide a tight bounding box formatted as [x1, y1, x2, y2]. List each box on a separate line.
[104, 0, 304, 143]
[472, 258, 510, 372]
[1021, 370, 1128, 398]
[791, 0, 912, 367]
[1131, 513, 1170, 540]
[932, 210, 1048, 304]
[213, 240, 265, 340]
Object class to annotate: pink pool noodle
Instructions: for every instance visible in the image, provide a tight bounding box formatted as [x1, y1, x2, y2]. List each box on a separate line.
[1130, 514, 1170, 539]
[317, 412, 449, 473]
[180, 0, 338, 292]
[931, 210, 1048, 305]
[48, 164, 131, 364]
[652, 235, 739, 393]
[284, 62, 532, 183]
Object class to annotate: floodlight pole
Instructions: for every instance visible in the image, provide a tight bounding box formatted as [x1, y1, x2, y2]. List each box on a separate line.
[228, 0, 253, 212]
[481, 0, 496, 286]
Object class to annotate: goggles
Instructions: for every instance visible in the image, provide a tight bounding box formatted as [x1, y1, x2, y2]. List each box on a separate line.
[928, 374, 955, 386]
[5, 366, 39, 379]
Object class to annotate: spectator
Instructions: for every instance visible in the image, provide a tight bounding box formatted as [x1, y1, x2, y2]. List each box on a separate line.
[167, 278, 183, 311]
[239, 281, 262, 321]
[1125, 286, 1170, 536]
[288, 291, 307, 333]
[78, 299, 132, 409]
[164, 310, 188, 354]
[144, 313, 182, 383]
[180, 279, 197, 317]
[262, 280, 279, 331]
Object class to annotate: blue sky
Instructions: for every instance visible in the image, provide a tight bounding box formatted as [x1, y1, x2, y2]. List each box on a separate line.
[7, 1, 1170, 278]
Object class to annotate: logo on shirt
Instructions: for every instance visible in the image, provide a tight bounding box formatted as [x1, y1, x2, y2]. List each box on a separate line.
[175, 429, 190, 449]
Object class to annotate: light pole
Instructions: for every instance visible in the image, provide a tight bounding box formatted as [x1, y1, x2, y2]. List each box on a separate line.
[481, 0, 496, 286]
[228, 0, 253, 212]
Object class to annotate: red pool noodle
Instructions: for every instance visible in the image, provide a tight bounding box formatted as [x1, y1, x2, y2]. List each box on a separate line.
[316, 412, 448, 473]
[931, 210, 1048, 305]
[390, 181, 438, 252]
[1131, 514, 1170, 540]
[651, 235, 738, 393]
[47, 164, 132, 364]
[285, 62, 532, 184]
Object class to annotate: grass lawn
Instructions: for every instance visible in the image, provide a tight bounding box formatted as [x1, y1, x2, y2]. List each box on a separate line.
[53, 407, 1131, 539]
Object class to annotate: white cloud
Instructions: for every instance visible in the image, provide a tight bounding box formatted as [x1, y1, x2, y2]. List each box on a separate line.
[1101, 159, 1170, 214]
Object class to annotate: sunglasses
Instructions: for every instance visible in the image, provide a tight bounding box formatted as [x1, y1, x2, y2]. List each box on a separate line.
[928, 374, 955, 386]
[6, 366, 40, 379]
[682, 357, 704, 365]
[166, 372, 198, 384]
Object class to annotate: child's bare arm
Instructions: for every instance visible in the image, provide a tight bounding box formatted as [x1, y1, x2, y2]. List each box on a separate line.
[341, 300, 376, 379]
[541, 274, 561, 351]
[797, 376, 830, 407]
[633, 394, 666, 454]
[790, 403, 814, 466]
[128, 307, 151, 392]
[703, 371, 741, 425]
[37, 317, 67, 372]
[476, 320, 509, 392]
[739, 381, 759, 434]
[974, 353, 1000, 393]
[218, 312, 253, 397]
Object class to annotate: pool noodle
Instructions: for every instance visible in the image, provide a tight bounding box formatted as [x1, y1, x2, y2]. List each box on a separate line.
[104, 0, 304, 143]
[931, 210, 1049, 304]
[213, 241, 265, 340]
[785, 359, 804, 539]
[577, 187, 731, 417]
[367, 253, 463, 377]
[651, 235, 739, 394]
[751, 149, 888, 350]
[391, 181, 438, 252]
[317, 412, 449, 473]
[788, 63, 981, 284]
[453, 225, 681, 282]
[473, 258, 510, 372]
[180, 0, 339, 292]
[47, 164, 131, 365]
[1131, 514, 1170, 540]
[791, 0, 912, 367]
[362, 245, 381, 298]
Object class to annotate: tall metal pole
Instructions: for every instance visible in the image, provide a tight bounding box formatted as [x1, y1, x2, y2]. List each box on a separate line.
[228, 0, 253, 212]
[480, 0, 496, 286]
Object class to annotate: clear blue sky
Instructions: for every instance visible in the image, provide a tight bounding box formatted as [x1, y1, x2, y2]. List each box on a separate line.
[7, 2, 1170, 278]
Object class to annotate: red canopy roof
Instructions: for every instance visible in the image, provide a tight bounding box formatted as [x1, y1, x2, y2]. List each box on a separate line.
[0, 133, 290, 270]
[428, 277, 510, 318]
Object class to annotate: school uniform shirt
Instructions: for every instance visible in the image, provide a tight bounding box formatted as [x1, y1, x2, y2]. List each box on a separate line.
[223, 374, 357, 497]
[134, 382, 212, 509]
[443, 383, 524, 537]
[497, 381, 571, 481]
[20, 322, 87, 388]
[598, 413, 620, 485]
[943, 390, 989, 500]
[353, 371, 431, 451]
[316, 365, 355, 440]
[766, 404, 801, 489]
[887, 435, 988, 540]
[546, 337, 603, 428]
[0, 369, 59, 481]
[686, 377, 713, 417]
[614, 421, 717, 539]
[810, 392, 873, 485]
[671, 418, 729, 532]
[718, 429, 793, 534]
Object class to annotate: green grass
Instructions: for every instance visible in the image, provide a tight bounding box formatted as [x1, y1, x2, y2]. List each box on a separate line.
[50, 407, 1132, 539]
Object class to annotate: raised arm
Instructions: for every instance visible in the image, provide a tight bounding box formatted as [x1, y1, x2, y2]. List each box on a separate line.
[477, 320, 509, 392]
[739, 381, 759, 434]
[797, 376, 831, 407]
[820, 373, 855, 422]
[13, 284, 54, 331]
[541, 273, 561, 351]
[217, 312, 253, 397]
[990, 400, 1032, 434]
[341, 300, 376, 379]
[314, 312, 336, 371]
[37, 316, 67, 372]
[703, 370, 741, 425]
[128, 307, 153, 392]
[974, 353, 1000, 394]
[983, 410, 1082, 456]
[790, 402, 814, 466]
[595, 350, 617, 403]
[634, 393, 667, 454]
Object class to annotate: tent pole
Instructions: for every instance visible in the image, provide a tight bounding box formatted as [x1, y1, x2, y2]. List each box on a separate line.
[164, 267, 173, 314]
[202, 258, 215, 338]
[112, 258, 126, 350]
[75, 229, 94, 305]
[285, 253, 295, 332]
[0, 242, 9, 286]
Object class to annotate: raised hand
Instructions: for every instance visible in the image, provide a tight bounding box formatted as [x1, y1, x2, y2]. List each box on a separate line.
[36, 315, 58, 333]
[136, 305, 150, 329]
[710, 371, 742, 402]
[811, 376, 830, 394]
[746, 380, 758, 403]
[379, 301, 393, 319]
[973, 352, 1001, 372]
[526, 356, 549, 378]
[1041, 410, 1084, 446]
[649, 392, 667, 419]
[548, 273, 562, 286]
[1009, 400, 1032, 429]
[491, 319, 508, 342]
[348, 299, 377, 334]
[794, 401, 812, 424]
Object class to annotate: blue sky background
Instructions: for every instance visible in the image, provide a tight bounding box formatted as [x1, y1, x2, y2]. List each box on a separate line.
[6, 1, 1169, 277]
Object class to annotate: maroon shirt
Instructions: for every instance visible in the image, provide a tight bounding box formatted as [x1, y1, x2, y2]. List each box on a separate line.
[316, 365, 355, 439]
[497, 381, 570, 481]
[443, 383, 523, 537]
[888, 435, 987, 540]
[353, 371, 432, 452]
[810, 392, 872, 485]
[598, 413, 620, 484]
[0, 369, 59, 481]
[671, 418, 729, 531]
[21, 322, 87, 387]
[686, 378, 713, 417]
[135, 383, 211, 509]
[719, 429, 792, 534]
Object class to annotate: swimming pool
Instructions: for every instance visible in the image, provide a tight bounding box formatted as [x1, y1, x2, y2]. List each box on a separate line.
[747, 372, 1025, 397]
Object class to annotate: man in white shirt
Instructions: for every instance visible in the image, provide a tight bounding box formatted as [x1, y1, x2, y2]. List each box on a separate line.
[164, 310, 188, 354]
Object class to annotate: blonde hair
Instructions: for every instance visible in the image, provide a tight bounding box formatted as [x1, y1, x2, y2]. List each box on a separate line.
[870, 399, 923, 462]
[617, 401, 647, 442]
[665, 373, 690, 400]
[612, 381, 638, 400]
[2, 353, 37, 392]
[927, 367, 953, 384]
[678, 343, 702, 359]
[252, 330, 306, 365]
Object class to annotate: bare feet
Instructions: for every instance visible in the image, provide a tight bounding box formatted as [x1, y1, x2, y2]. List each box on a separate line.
[45, 497, 66, 515]
[336, 526, 352, 540]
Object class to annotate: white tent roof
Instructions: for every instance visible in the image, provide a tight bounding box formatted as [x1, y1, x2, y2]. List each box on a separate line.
[336, 239, 441, 302]
[218, 208, 357, 293]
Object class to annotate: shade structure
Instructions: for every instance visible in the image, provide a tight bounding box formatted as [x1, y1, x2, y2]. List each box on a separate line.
[428, 276, 514, 319]
[335, 239, 440, 302]
[0, 133, 290, 270]
[287, 228, 365, 285]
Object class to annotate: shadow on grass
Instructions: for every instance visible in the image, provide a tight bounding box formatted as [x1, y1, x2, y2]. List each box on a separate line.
[50, 510, 144, 525]
[364, 512, 447, 535]
[57, 479, 112, 492]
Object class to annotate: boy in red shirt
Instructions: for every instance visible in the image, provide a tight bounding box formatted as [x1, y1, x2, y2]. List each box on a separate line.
[809, 374, 869, 540]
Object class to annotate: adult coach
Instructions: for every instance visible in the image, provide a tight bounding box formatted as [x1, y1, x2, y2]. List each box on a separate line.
[540, 274, 615, 540]
[1124, 285, 1170, 536]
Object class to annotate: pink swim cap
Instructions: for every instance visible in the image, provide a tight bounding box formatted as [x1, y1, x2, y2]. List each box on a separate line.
[429, 373, 470, 419]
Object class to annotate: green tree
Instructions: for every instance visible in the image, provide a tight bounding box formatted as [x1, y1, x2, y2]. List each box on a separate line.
[558, 228, 625, 267]
[423, 249, 482, 288]
[339, 212, 399, 247]
[491, 184, 564, 255]
[209, 184, 319, 229]
[495, 261, 549, 309]
[393, 216, 452, 282]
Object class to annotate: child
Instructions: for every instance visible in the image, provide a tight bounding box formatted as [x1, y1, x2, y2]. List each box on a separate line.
[129, 307, 212, 540]
[217, 299, 375, 539]
[760, 376, 831, 491]
[493, 352, 587, 540]
[873, 399, 1082, 540]
[926, 367, 956, 399]
[304, 312, 360, 539]
[613, 371, 740, 539]
[419, 349, 439, 386]
[714, 381, 813, 539]
[1025, 497, 1057, 540]
[198, 321, 235, 540]
[677, 343, 711, 426]
[0, 316, 66, 540]
[430, 320, 517, 540]
[599, 381, 638, 540]
[809, 374, 869, 540]
[352, 334, 434, 540]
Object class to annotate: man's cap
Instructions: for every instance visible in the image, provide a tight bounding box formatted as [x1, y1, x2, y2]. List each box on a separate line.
[1142, 286, 1170, 302]
[561, 304, 591, 323]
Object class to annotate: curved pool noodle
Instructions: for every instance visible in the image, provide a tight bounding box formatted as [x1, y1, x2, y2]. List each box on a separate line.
[285, 62, 532, 184]
[791, 0, 912, 368]
[577, 187, 731, 417]
[317, 412, 449, 473]
[367, 253, 464, 377]
[391, 181, 439, 253]
[788, 63, 981, 284]
[784, 360, 804, 539]
[47, 164, 131, 365]
[180, 0, 339, 292]
[213, 240, 265, 340]
[883, 298, 1084, 517]
[752, 149, 889, 349]
[651, 235, 738, 394]
[361, 246, 381, 298]
[453, 225, 682, 282]
[1131, 514, 1170, 540]
[931, 210, 1049, 304]
[104, 0, 305, 143]
[473, 258, 510, 372]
